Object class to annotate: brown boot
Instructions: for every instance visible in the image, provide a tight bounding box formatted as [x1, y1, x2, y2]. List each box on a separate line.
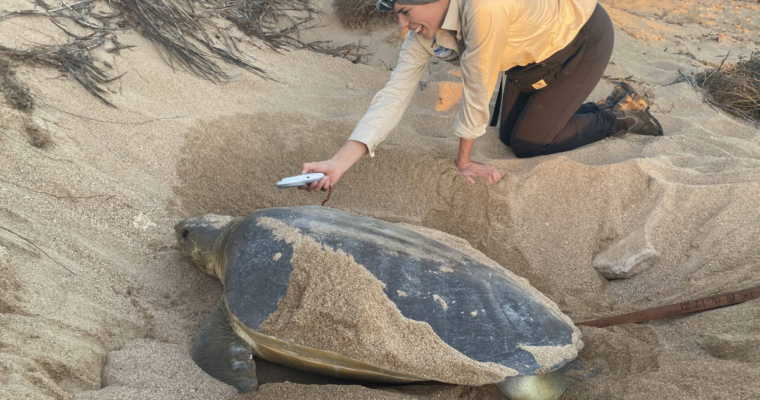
[597, 82, 640, 111]
[613, 93, 663, 136]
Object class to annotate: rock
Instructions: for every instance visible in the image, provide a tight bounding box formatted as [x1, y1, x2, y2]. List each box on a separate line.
[133, 213, 157, 230]
[593, 227, 660, 279]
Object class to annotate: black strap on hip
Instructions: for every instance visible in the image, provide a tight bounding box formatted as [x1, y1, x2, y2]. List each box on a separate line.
[489, 72, 505, 127]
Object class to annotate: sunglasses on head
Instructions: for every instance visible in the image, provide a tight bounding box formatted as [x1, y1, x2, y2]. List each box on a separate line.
[376, 0, 396, 13]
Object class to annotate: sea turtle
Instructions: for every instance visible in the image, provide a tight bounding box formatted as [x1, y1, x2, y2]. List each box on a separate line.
[175, 206, 584, 399]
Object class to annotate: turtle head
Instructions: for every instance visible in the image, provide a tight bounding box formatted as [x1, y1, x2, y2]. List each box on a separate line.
[175, 215, 237, 279]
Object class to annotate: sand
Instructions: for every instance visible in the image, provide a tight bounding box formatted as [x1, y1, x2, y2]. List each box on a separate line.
[234, 381, 505, 400]
[0, 0, 758, 398]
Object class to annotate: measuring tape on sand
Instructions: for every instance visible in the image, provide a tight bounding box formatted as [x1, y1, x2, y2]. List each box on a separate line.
[577, 285, 760, 328]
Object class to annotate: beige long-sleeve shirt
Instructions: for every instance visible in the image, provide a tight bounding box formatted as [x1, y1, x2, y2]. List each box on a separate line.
[349, 0, 598, 156]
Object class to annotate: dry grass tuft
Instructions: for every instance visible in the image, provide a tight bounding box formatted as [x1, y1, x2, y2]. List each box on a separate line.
[0, 58, 34, 112]
[333, 0, 395, 29]
[0, 0, 130, 107]
[25, 123, 53, 149]
[211, 0, 369, 63]
[116, 0, 267, 83]
[695, 52, 760, 126]
[0, 40, 121, 108]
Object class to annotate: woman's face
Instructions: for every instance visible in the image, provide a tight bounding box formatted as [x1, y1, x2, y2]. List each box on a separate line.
[393, 0, 450, 41]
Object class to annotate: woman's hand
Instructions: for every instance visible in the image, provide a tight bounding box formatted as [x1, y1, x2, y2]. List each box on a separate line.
[456, 138, 501, 184]
[299, 160, 343, 192]
[299, 140, 368, 192]
[457, 161, 502, 184]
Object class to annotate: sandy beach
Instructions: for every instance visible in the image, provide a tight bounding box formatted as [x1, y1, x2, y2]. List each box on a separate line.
[0, 0, 758, 398]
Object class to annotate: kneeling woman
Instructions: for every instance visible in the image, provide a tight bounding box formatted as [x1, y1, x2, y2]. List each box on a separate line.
[300, 0, 663, 190]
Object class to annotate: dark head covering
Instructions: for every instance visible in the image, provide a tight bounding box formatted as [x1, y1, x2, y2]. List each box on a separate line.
[376, 0, 439, 12]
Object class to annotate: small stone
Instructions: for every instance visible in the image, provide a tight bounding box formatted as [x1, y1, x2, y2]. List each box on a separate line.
[133, 213, 157, 230]
[593, 226, 660, 279]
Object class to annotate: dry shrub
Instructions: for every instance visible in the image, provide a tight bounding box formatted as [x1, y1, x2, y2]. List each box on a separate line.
[333, 0, 395, 29]
[696, 52, 760, 125]
[211, 0, 369, 63]
[0, 0, 368, 107]
[25, 124, 53, 149]
[0, 58, 34, 112]
[117, 0, 269, 83]
[1, 1, 129, 108]
[0, 40, 120, 108]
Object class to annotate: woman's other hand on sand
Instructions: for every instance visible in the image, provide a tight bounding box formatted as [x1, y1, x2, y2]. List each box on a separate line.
[457, 161, 502, 184]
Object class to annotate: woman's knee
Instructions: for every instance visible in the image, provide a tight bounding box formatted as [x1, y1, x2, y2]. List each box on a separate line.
[512, 148, 538, 159]
[509, 139, 544, 158]
[500, 128, 538, 157]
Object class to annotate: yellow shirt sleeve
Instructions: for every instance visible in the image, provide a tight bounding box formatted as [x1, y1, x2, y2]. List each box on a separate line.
[347, 32, 432, 157]
[455, 0, 510, 140]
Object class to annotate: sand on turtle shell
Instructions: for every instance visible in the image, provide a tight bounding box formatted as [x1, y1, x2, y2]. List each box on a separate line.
[195, 215, 237, 230]
[255, 217, 517, 386]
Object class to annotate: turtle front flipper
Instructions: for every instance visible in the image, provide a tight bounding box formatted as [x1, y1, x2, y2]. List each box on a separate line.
[192, 298, 258, 393]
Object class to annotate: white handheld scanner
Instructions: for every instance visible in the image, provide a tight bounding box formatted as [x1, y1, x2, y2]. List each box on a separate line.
[276, 173, 326, 188]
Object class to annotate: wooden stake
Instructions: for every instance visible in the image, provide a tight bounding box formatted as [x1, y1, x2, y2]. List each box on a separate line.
[577, 285, 760, 328]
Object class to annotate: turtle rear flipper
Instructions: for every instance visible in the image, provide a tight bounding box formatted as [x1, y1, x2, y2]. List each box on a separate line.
[496, 359, 602, 400]
[192, 298, 258, 393]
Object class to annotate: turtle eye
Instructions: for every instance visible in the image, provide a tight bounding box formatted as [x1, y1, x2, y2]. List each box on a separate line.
[181, 229, 190, 241]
